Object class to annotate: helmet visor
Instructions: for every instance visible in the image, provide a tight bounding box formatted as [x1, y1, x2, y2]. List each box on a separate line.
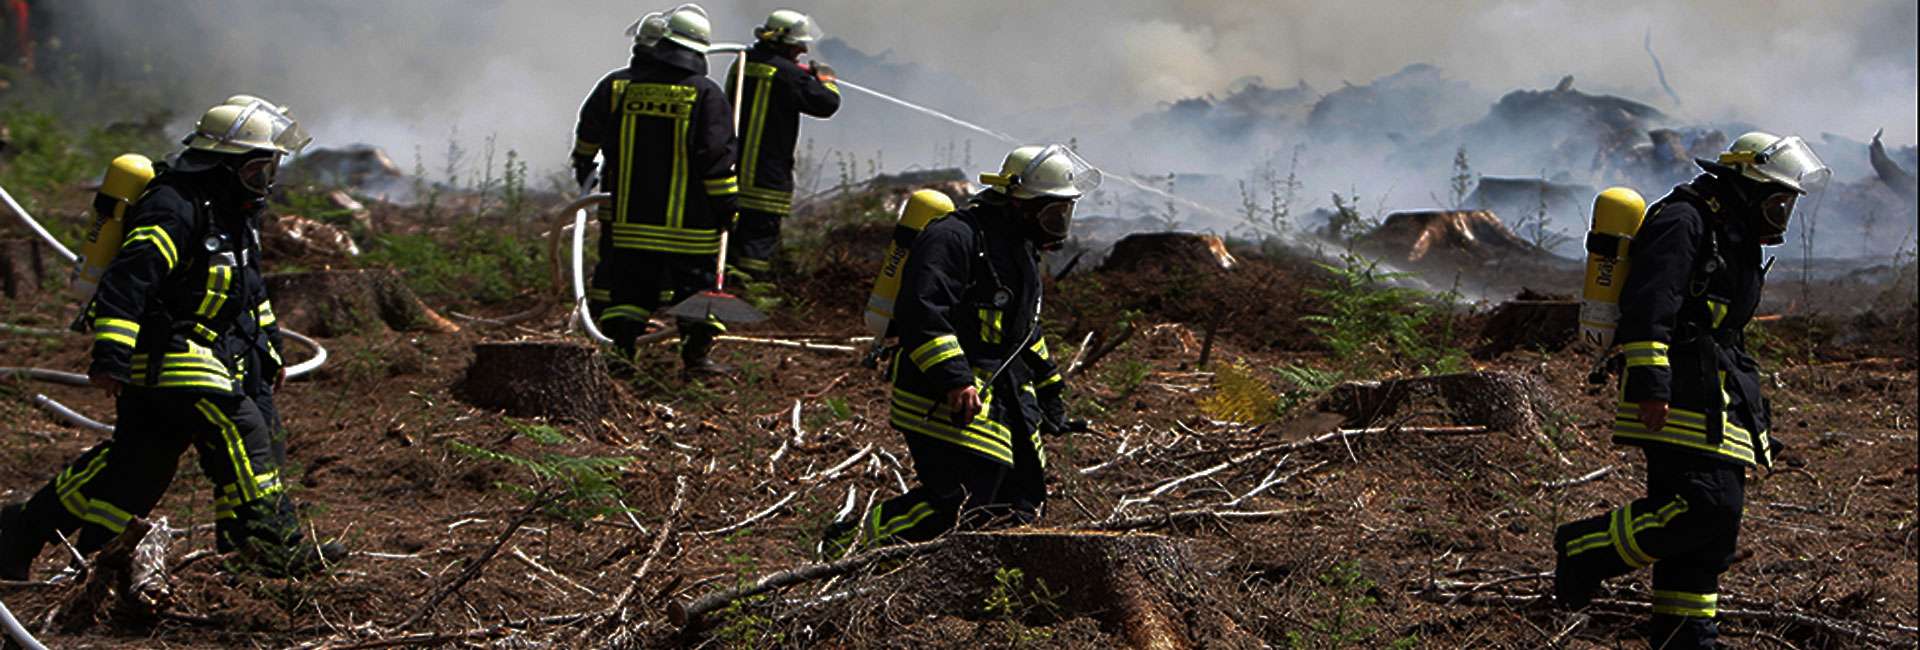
[222, 100, 311, 156]
[626, 11, 668, 45]
[786, 15, 820, 43]
[1756, 136, 1830, 193]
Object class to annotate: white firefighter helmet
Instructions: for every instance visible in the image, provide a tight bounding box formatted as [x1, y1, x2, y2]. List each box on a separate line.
[1719, 131, 1830, 194]
[182, 95, 310, 157]
[980, 144, 1102, 200]
[625, 4, 711, 52]
[756, 9, 819, 45]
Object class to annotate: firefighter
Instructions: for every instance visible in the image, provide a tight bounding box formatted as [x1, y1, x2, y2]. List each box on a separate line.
[822, 145, 1096, 556]
[572, 4, 740, 378]
[0, 96, 345, 579]
[724, 8, 840, 284]
[1554, 132, 1828, 648]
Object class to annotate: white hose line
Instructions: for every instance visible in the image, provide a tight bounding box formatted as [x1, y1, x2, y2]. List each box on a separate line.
[566, 194, 616, 346]
[1, 182, 77, 263]
[0, 596, 49, 650]
[281, 329, 328, 380]
[32, 394, 113, 433]
[0, 367, 88, 386]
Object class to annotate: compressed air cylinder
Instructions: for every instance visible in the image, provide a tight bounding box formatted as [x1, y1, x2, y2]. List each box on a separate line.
[1578, 187, 1647, 351]
[865, 189, 956, 336]
[71, 154, 156, 300]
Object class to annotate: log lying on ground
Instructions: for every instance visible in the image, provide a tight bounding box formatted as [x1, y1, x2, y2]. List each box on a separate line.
[455, 340, 614, 421]
[1322, 370, 1548, 437]
[674, 530, 1257, 649]
[264, 269, 458, 337]
[56, 517, 174, 633]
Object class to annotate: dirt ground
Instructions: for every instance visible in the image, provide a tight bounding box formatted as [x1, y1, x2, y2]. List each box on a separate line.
[1, 202, 1915, 649]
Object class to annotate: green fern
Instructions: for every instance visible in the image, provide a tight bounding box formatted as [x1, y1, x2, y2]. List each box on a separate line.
[450, 419, 632, 523]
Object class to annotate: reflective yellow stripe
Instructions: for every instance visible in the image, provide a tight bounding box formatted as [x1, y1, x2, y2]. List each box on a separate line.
[55, 448, 132, 533]
[740, 64, 776, 198]
[1035, 373, 1065, 389]
[1565, 529, 1614, 558]
[123, 225, 178, 270]
[1653, 590, 1718, 617]
[1028, 337, 1051, 360]
[607, 222, 723, 254]
[1622, 340, 1670, 368]
[574, 137, 600, 157]
[257, 300, 277, 328]
[1632, 496, 1689, 533]
[93, 317, 140, 348]
[1706, 300, 1729, 329]
[889, 409, 1014, 466]
[196, 399, 259, 501]
[703, 176, 738, 196]
[196, 265, 233, 318]
[599, 305, 651, 323]
[910, 335, 964, 371]
[1613, 504, 1654, 567]
[866, 501, 936, 543]
[979, 309, 1003, 343]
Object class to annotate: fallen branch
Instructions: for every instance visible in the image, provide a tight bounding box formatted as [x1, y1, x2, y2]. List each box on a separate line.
[397, 499, 544, 630]
[509, 548, 596, 598]
[591, 475, 688, 638]
[1067, 322, 1135, 379]
[716, 335, 857, 354]
[695, 491, 797, 538]
[1540, 466, 1615, 491]
[800, 443, 875, 483]
[1084, 507, 1315, 532]
[1064, 330, 1095, 377]
[670, 539, 948, 628]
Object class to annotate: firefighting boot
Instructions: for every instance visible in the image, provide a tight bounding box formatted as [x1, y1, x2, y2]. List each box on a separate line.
[0, 502, 48, 581]
[1553, 522, 1604, 610]
[680, 329, 735, 381]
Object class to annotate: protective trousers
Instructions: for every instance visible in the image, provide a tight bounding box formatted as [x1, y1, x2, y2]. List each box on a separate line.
[586, 245, 725, 360]
[725, 208, 781, 284]
[863, 400, 1046, 546]
[1555, 450, 1745, 649]
[17, 386, 296, 555]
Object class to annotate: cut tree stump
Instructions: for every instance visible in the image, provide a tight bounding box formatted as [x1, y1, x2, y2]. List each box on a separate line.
[799, 531, 1255, 650]
[1474, 289, 1579, 359]
[1321, 370, 1548, 437]
[264, 269, 458, 337]
[1, 237, 50, 300]
[456, 340, 614, 421]
[1100, 232, 1238, 275]
[56, 517, 175, 633]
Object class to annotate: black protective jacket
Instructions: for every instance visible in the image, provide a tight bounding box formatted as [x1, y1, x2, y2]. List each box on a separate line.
[1612, 173, 1775, 467]
[86, 172, 276, 395]
[726, 42, 840, 215]
[887, 196, 1067, 466]
[573, 43, 739, 255]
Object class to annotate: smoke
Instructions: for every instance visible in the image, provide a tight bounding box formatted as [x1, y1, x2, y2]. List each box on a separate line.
[44, 0, 1918, 254]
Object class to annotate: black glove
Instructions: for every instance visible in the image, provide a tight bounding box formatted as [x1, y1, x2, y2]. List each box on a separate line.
[572, 154, 598, 190]
[717, 211, 738, 232]
[1037, 384, 1081, 435]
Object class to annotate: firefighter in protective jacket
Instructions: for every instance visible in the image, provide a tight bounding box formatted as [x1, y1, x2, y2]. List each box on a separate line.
[725, 9, 840, 282]
[1554, 132, 1828, 649]
[572, 4, 740, 376]
[823, 145, 1096, 555]
[0, 96, 344, 579]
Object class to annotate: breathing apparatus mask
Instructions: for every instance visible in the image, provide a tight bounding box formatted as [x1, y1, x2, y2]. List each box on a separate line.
[1713, 133, 1830, 246]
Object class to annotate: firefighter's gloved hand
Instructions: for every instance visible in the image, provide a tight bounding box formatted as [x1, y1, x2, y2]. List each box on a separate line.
[811, 63, 836, 82]
[572, 155, 598, 190]
[1042, 418, 1090, 436]
[1637, 400, 1669, 431]
[717, 211, 738, 232]
[90, 374, 122, 399]
[945, 385, 982, 425]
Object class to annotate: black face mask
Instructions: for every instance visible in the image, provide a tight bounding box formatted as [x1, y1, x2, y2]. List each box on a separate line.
[1756, 192, 1795, 245]
[1024, 199, 1074, 250]
[234, 155, 280, 197]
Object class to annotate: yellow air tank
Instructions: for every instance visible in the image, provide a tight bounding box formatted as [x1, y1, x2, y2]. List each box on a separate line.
[1578, 187, 1647, 351]
[865, 189, 956, 337]
[71, 154, 156, 299]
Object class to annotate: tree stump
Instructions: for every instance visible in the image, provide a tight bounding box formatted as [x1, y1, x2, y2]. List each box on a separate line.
[264, 269, 457, 337]
[1473, 289, 1580, 358]
[456, 340, 614, 421]
[1100, 233, 1238, 275]
[1321, 370, 1548, 437]
[812, 531, 1255, 650]
[1, 237, 50, 300]
[56, 517, 175, 633]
